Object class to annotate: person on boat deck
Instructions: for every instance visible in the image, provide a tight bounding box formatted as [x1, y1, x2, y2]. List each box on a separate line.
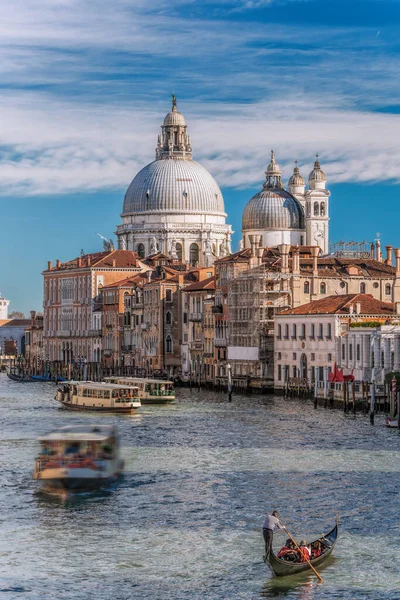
[277, 539, 298, 562]
[298, 540, 311, 562]
[263, 510, 283, 560]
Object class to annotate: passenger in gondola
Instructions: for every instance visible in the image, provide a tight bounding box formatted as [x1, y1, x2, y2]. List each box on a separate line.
[277, 539, 298, 562]
[298, 540, 311, 562]
[311, 541, 322, 558]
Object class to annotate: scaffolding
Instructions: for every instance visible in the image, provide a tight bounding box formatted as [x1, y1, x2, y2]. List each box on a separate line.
[227, 264, 292, 380]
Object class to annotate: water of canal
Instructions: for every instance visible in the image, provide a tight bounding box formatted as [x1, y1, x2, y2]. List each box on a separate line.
[1, 373, 400, 599]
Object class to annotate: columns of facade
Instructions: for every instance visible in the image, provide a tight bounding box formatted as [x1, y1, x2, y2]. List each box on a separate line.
[393, 249, 400, 302]
[383, 336, 391, 372]
[373, 334, 381, 382]
[278, 243, 290, 274]
[393, 334, 400, 373]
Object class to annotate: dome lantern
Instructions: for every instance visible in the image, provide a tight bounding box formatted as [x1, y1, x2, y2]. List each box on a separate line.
[156, 94, 192, 160]
[263, 150, 284, 190]
[309, 154, 327, 190]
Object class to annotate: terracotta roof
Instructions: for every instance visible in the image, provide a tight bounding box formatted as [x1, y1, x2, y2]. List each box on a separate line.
[46, 250, 141, 271]
[0, 318, 31, 327]
[215, 249, 252, 264]
[279, 294, 395, 316]
[101, 272, 150, 290]
[183, 276, 215, 292]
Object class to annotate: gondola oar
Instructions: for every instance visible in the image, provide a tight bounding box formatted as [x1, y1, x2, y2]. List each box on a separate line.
[280, 524, 323, 583]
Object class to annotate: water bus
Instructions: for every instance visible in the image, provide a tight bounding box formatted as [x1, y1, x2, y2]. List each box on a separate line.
[56, 382, 141, 413]
[104, 377, 175, 404]
[33, 424, 124, 494]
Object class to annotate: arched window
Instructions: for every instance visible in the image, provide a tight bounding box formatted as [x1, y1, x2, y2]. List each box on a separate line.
[165, 335, 172, 353]
[349, 344, 353, 361]
[304, 281, 310, 294]
[314, 202, 319, 216]
[176, 243, 183, 262]
[385, 283, 392, 296]
[320, 282, 326, 294]
[165, 311, 172, 325]
[320, 202, 326, 216]
[356, 344, 361, 361]
[189, 243, 199, 267]
[137, 243, 145, 259]
[360, 282, 366, 294]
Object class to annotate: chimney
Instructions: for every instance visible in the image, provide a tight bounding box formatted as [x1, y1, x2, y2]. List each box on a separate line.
[395, 248, 400, 275]
[30, 310, 36, 326]
[278, 243, 290, 274]
[386, 245, 393, 266]
[47, 260, 52, 270]
[349, 304, 354, 315]
[310, 246, 319, 273]
[147, 271, 152, 283]
[87, 256, 91, 267]
[112, 259, 116, 268]
[376, 239, 381, 262]
[77, 257, 82, 268]
[396, 302, 400, 315]
[292, 246, 300, 275]
[355, 302, 361, 315]
[56, 259, 61, 269]
[370, 242, 375, 259]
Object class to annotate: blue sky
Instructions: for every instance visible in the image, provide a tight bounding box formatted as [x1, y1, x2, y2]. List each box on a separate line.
[2, 0, 400, 313]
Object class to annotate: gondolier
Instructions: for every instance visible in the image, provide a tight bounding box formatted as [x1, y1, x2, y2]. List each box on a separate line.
[263, 510, 283, 560]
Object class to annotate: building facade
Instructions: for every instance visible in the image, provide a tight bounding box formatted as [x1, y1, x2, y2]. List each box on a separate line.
[43, 250, 146, 376]
[274, 293, 397, 390]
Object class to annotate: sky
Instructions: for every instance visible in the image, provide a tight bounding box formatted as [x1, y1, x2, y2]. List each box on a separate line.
[2, 0, 400, 313]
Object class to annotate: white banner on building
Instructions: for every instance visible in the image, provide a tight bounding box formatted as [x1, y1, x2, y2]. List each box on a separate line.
[227, 346, 259, 361]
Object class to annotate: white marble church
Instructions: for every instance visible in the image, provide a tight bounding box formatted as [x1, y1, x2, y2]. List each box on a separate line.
[116, 97, 331, 263]
[241, 151, 330, 254]
[116, 97, 232, 266]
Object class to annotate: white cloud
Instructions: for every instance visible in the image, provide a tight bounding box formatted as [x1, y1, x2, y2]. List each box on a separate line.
[0, 0, 400, 195]
[1, 92, 400, 196]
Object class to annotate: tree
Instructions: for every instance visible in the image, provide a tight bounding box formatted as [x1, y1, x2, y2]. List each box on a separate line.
[9, 311, 26, 319]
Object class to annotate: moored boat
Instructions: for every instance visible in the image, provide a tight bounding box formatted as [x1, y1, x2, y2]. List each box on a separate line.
[7, 371, 32, 382]
[33, 424, 124, 494]
[386, 416, 399, 428]
[56, 382, 141, 413]
[267, 522, 338, 577]
[104, 377, 175, 404]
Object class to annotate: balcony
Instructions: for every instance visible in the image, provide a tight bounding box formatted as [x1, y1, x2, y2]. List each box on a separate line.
[103, 349, 112, 357]
[88, 329, 102, 337]
[212, 305, 223, 314]
[190, 342, 204, 350]
[141, 323, 150, 330]
[122, 345, 133, 353]
[214, 337, 226, 347]
[189, 312, 203, 322]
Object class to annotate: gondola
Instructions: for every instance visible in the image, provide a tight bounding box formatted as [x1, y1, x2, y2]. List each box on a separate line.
[7, 372, 32, 382]
[267, 521, 338, 577]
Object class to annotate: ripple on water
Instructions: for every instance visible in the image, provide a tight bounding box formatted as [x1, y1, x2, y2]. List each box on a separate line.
[1, 376, 400, 599]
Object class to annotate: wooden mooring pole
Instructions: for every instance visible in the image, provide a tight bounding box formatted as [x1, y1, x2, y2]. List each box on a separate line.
[370, 382, 375, 425]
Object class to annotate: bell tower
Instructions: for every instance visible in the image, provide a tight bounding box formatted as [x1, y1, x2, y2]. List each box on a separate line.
[305, 155, 330, 254]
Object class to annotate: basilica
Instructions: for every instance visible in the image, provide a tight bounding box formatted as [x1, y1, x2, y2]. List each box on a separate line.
[116, 97, 331, 259]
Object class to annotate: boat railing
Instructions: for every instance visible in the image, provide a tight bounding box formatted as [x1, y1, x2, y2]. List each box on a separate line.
[35, 457, 109, 472]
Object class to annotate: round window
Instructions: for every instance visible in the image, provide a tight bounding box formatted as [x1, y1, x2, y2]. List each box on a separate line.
[340, 281, 346, 288]
[373, 282, 379, 289]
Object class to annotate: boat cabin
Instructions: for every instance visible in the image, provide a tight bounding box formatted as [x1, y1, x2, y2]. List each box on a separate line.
[104, 377, 175, 398]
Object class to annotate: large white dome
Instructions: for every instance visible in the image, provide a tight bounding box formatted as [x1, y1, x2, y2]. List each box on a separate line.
[122, 158, 226, 216]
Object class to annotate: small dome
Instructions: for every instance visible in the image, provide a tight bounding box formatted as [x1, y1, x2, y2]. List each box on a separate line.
[266, 150, 282, 176]
[288, 163, 305, 187]
[163, 110, 186, 127]
[309, 156, 326, 182]
[242, 188, 305, 231]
